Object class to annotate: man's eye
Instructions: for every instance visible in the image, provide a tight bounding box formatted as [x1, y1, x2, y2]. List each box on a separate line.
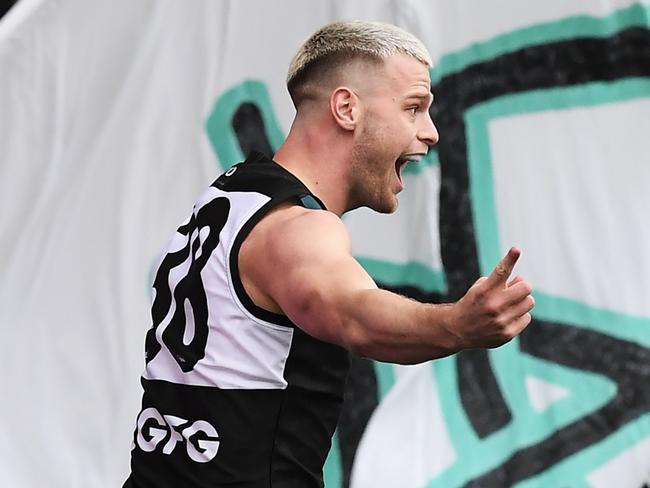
[409, 107, 418, 115]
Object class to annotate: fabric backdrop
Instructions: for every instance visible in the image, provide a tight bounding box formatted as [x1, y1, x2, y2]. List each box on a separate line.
[0, 0, 649, 486]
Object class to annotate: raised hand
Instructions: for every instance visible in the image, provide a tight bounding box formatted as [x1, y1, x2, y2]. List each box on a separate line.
[449, 247, 535, 349]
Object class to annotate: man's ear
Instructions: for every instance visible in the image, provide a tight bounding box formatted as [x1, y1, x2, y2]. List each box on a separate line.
[330, 87, 358, 131]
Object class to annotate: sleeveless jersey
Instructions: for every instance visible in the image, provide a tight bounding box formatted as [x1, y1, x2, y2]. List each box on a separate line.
[124, 152, 350, 487]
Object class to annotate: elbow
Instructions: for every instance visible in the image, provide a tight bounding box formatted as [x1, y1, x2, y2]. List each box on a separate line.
[340, 321, 405, 362]
[343, 331, 419, 364]
[345, 335, 371, 359]
[339, 319, 374, 358]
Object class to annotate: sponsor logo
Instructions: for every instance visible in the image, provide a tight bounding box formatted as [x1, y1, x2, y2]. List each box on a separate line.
[135, 407, 220, 463]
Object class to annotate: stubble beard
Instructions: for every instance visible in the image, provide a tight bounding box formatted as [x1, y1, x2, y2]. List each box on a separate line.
[348, 127, 399, 214]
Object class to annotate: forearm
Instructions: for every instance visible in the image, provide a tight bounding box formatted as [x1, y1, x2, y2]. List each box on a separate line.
[336, 288, 462, 364]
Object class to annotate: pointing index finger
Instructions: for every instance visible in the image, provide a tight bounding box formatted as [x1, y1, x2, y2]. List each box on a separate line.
[485, 247, 521, 289]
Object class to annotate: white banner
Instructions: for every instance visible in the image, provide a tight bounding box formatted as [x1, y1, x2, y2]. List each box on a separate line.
[1, 0, 649, 486]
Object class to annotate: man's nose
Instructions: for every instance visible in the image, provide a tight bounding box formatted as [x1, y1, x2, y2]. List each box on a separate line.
[418, 113, 439, 146]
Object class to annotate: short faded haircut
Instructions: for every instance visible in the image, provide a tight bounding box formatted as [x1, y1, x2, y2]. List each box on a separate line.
[287, 20, 432, 107]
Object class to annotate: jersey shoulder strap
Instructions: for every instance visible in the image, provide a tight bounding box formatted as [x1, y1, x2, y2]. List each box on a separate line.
[213, 151, 327, 210]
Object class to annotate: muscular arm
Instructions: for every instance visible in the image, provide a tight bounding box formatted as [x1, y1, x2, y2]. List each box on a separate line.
[241, 206, 534, 364]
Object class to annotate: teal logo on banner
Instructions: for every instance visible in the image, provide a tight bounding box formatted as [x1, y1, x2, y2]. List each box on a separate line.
[204, 5, 650, 486]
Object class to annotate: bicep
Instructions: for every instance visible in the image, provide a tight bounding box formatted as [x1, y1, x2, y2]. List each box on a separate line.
[262, 210, 377, 345]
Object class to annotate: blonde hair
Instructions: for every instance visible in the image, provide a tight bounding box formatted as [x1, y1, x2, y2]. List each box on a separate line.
[287, 20, 432, 106]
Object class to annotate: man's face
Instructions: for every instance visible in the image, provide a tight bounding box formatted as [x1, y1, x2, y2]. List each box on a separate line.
[348, 53, 439, 213]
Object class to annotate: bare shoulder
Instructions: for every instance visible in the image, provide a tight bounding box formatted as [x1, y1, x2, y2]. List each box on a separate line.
[238, 202, 354, 312]
[252, 203, 351, 257]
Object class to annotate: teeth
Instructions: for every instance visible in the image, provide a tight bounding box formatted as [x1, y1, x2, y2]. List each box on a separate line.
[399, 155, 424, 165]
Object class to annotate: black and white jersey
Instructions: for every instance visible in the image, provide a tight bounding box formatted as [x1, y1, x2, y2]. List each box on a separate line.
[124, 152, 350, 488]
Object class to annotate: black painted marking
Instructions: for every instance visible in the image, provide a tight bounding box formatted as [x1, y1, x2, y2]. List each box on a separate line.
[337, 356, 379, 488]
[457, 348, 513, 438]
[232, 102, 274, 158]
[433, 27, 650, 485]
[464, 318, 650, 486]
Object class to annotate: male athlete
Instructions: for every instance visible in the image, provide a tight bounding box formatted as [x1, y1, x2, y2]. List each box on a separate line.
[124, 20, 534, 487]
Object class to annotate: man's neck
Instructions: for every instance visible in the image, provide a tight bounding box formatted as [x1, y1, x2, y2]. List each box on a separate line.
[273, 127, 352, 216]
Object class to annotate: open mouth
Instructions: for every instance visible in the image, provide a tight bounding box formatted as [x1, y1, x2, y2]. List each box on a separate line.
[395, 154, 425, 185]
[395, 158, 406, 185]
